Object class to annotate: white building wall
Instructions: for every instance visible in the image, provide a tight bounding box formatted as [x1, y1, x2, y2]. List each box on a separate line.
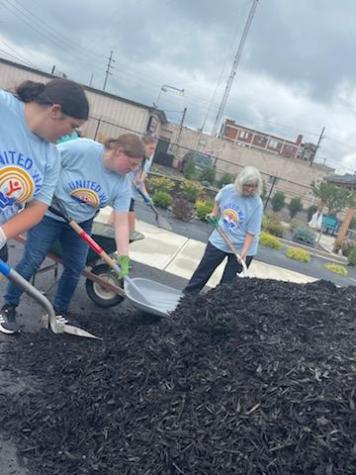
[0, 60, 160, 141]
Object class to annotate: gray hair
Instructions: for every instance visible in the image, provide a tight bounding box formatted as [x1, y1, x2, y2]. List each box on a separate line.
[234, 166, 263, 196]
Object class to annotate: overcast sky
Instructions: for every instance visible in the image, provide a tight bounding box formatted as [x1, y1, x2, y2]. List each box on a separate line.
[1, 0, 356, 173]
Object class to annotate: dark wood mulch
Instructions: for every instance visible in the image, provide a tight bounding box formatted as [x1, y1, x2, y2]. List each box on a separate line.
[0, 279, 356, 475]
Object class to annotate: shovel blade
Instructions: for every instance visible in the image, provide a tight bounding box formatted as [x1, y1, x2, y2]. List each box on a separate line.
[63, 324, 102, 340]
[156, 216, 172, 231]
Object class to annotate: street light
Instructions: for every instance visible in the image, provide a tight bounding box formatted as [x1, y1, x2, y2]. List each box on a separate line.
[154, 84, 185, 108]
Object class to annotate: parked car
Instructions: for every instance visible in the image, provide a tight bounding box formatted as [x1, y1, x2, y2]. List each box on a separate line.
[180, 151, 214, 174]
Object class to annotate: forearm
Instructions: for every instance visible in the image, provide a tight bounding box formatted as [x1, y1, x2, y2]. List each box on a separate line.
[114, 211, 129, 256]
[2, 201, 47, 239]
[240, 232, 254, 259]
[210, 202, 220, 217]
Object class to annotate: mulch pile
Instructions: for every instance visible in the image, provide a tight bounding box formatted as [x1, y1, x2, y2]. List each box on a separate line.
[1, 278, 356, 474]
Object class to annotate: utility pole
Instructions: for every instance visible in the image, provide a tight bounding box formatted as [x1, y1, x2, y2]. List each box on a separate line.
[172, 107, 187, 155]
[212, 0, 259, 137]
[103, 50, 115, 91]
[310, 126, 325, 166]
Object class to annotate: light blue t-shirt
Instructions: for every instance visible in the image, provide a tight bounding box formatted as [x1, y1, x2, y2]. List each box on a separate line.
[130, 155, 153, 200]
[48, 138, 131, 223]
[209, 184, 263, 256]
[0, 89, 60, 225]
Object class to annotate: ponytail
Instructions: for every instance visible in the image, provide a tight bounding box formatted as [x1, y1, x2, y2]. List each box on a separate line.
[16, 81, 46, 103]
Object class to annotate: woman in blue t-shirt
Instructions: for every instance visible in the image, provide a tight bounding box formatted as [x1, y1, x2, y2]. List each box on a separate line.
[0, 78, 89, 262]
[0, 134, 145, 334]
[184, 166, 264, 294]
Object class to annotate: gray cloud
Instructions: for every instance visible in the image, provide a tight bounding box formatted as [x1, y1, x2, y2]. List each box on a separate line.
[1, 0, 356, 172]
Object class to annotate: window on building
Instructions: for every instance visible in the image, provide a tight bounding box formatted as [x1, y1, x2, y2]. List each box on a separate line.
[239, 130, 249, 139]
[268, 139, 280, 149]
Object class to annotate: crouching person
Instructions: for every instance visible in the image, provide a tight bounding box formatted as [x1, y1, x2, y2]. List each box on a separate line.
[184, 166, 263, 295]
[0, 134, 145, 334]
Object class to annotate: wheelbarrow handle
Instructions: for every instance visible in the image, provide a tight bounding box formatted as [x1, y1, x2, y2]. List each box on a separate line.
[216, 227, 248, 277]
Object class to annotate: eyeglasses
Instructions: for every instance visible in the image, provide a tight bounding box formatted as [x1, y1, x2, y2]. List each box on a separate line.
[243, 183, 258, 189]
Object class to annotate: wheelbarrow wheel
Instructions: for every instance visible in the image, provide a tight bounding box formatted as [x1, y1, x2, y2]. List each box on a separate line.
[85, 263, 124, 308]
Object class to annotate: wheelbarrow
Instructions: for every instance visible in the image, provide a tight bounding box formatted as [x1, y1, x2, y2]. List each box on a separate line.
[0, 259, 99, 339]
[49, 204, 183, 318]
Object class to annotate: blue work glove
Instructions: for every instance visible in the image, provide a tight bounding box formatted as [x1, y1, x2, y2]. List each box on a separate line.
[144, 194, 154, 206]
[115, 255, 131, 279]
[206, 214, 220, 229]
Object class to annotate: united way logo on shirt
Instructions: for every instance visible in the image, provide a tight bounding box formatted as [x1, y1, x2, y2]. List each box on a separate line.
[68, 179, 108, 208]
[0, 165, 35, 209]
[222, 203, 244, 231]
[70, 188, 100, 207]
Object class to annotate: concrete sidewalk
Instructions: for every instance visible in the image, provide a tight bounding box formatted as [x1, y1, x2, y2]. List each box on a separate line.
[96, 208, 316, 285]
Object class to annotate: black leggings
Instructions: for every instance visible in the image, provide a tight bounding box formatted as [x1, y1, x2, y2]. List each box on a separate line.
[184, 242, 253, 294]
[129, 198, 135, 212]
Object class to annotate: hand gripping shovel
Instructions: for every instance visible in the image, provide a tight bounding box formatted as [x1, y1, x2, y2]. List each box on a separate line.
[135, 187, 172, 231]
[216, 227, 248, 278]
[49, 202, 153, 306]
[0, 259, 99, 339]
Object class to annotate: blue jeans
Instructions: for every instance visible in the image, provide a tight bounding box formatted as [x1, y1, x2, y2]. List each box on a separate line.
[5, 215, 92, 312]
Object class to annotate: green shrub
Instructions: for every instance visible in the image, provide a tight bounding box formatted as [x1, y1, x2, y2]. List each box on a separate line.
[152, 190, 173, 209]
[180, 179, 203, 202]
[271, 191, 286, 212]
[182, 158, 197, 179]
[341, 239, 356, 257]
[293, 226, 316, 246]
[260, 231, 282, 249]
[262, 213, 285, 237]
[196, 199, 214, 220]
[289, 218, 304, 233]
[286, 247, 311, 263]
[324, 263, 348, 276]
[288, 197, 303, 218]
[171, 197, 194, 221]
[217, 172, 234, 188]
[147, 176, 175, 194]
[348, 247, 356, 266]
[307, 205, 318, 222]
[199, 168, 215, 185]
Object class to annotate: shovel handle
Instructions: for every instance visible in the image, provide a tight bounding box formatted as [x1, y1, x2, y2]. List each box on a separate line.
[49, 205, 121, 274]
[216, 227, 248, 276]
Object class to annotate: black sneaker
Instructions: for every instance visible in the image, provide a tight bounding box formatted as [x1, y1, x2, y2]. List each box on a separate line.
[0, 304, 19, 335]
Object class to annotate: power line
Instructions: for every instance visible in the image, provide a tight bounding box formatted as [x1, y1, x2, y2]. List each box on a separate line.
[1, 0, 106, 68]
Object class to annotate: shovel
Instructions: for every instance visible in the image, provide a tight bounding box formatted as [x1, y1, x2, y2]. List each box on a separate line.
[49, 202, 153, 306]
[0, 259, 99, 339]
[135, 187, 172, 231]
[216, 227, 248, 277]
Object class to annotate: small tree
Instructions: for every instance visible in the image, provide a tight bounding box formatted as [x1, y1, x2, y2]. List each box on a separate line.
[271, 191, 286, 213]
[182, 158, 197, 179]
[199, 168, 215, 185]
[311, 181, 352, 216]
[217, 172, 234, 188]
[288, 197, 303, 218]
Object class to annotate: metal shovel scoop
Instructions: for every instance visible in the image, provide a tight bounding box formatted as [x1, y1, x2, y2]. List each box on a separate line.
[0, 259, 99, 339]
[135, 187, 172, 231]
[216, 227, 248, 277]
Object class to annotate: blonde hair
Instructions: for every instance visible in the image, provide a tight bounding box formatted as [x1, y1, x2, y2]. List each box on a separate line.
[104, 133, 145, 158]
[234, 166, 263, 196]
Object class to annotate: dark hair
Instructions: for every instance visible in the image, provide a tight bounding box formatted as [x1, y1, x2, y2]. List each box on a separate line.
[104, 134, 145, 158]
[16, 79, 89, 120]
